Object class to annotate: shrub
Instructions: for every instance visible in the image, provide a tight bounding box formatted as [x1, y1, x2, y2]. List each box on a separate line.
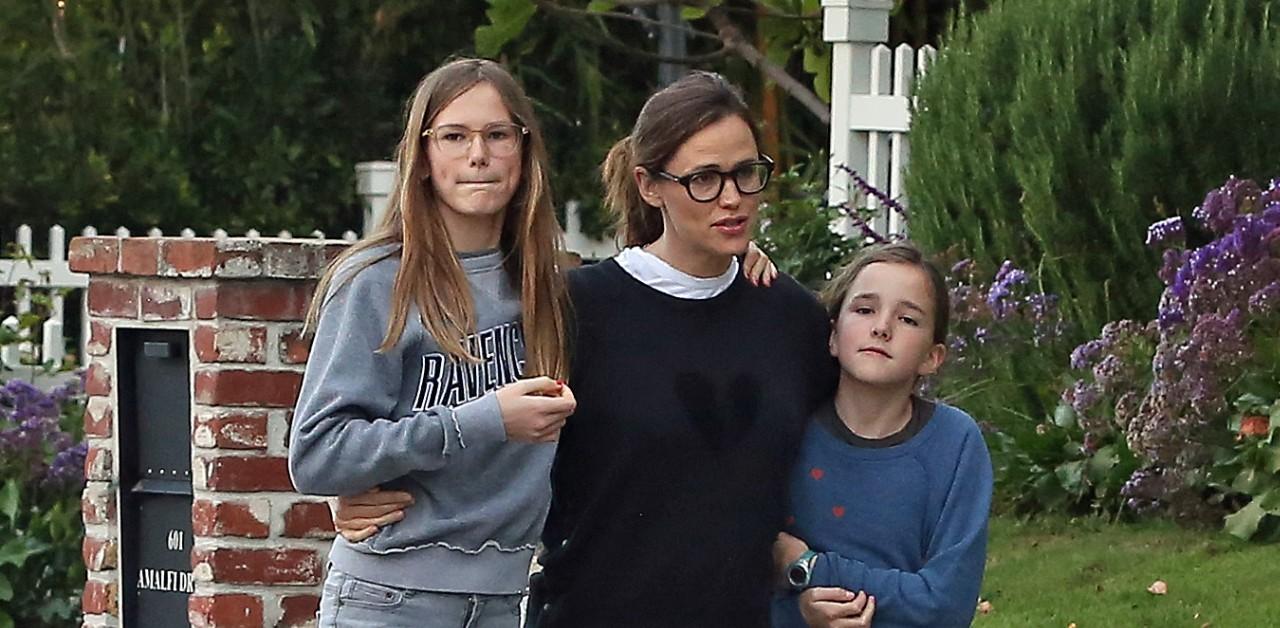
[0, 377, 87, 627]
[906, 0, 1280, 336]
[1064, 176, 1280, 535]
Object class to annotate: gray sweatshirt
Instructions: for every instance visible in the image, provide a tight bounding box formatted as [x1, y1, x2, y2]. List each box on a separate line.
[288, 246, 553, 594]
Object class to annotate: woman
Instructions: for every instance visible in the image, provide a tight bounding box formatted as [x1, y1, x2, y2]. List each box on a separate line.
[530, 71, 836, 627]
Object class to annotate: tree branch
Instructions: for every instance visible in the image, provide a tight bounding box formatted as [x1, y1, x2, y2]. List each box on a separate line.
[706, 7, 830, 125]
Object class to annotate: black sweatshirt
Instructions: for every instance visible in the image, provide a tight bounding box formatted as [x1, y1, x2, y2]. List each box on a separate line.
[532, 259, 837, 628]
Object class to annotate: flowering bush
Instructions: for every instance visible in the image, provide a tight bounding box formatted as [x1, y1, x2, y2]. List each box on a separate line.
[1064, 176, 1280, 536]
[932, 258, 1135, 514]
[0, 376, 87, 627]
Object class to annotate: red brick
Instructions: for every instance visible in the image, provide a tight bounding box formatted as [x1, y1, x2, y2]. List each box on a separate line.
[203, 456, 294, 491]
[194, 369, 302, 407]
[141, 285, 192, 320]
[192, 499, 269, 538]
[85, 446, 112, 481]
[282, 501, 335, 539]
[193, 410, 268, 450]
[82, 484, 117, 525]
[195, 286, 218, 319]
[278, 594, 321, 627]
[87, 279, 138, 318]
[69, 237, 119, 274]
[86, 321, 112, 356]
[161, 239, 218, 277]
[191, 548, 321, 585]
[215, 281, 317, 321]
[81, 579, 118, 615]
[84, 398, 113, 437]
[84, 362, 112, 396]
[279, 327, 311, 364]
[189, 594, 263, 628]
[82, 536, 117, 571]
[194, 324, 267, 363]
[120, 238, 160, 275]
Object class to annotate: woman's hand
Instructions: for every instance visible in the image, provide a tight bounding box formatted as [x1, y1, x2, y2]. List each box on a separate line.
[799, 588, 875, 628]
[744, 241, 778, 287]
[332, 487, 414, 543]
[497, 377, 577, 443]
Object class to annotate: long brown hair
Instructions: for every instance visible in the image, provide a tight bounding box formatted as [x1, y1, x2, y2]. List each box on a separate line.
[601, 71, 762, 247]
[306, 58, 570, 378]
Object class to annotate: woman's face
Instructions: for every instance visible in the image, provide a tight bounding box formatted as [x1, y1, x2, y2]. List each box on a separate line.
[637, 115, 761, 272]
[425, 82, 523, 248]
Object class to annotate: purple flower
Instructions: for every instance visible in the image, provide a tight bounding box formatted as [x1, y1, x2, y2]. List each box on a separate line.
[1249, 281, 1280, 315]
[1146, 216, 1184, 249]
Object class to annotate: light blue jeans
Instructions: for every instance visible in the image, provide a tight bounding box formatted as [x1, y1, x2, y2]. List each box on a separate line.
[318, 567, 524, 628]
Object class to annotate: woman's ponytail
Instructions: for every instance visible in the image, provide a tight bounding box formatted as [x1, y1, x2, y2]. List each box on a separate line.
[601, 135, 663, 247]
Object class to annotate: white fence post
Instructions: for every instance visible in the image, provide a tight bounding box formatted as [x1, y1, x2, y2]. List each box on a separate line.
[823, 0, 893, 213]
[356, 161, 398, 235]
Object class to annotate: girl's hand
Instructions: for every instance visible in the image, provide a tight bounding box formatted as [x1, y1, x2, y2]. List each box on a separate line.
[332, 487, 413, 542]
[744, 241, 778, 287]
[799, 588, 875, 628]
[497, 377, 577, 443]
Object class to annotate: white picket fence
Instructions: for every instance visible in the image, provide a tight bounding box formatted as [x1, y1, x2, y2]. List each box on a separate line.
[0, 225, 358, 370]
[824, 0, 933, 235]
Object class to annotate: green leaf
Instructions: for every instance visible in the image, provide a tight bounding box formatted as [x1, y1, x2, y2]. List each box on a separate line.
[681, 6, 708, 20]
[1259, 488, 1280, 511]
[0, 573, 12, 602]
[0, 537, 47, 568]
[1053, 403, 1076, 428]
[1055, 459, 1085, 493]
[1225, 500, 1268, 540]
[1086, 445, 1119, 483]
[0, 609, 13, 628]
[585, 0, 616, 11]
[474, 0, 538, 58]
[0, 480, 18, 524]
[803, 45, 832, 102]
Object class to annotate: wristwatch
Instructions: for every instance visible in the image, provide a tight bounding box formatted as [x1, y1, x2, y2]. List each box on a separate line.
[786, 550, 818, 591]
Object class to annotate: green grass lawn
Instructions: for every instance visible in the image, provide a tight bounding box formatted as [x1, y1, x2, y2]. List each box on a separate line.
[977, 516, 1280, 627]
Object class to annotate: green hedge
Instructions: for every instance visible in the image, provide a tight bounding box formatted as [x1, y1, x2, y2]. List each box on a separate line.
[905, 0, 1280, 335]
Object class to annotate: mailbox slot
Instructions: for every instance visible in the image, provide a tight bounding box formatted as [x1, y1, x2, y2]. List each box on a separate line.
[118, 329, 193, 626]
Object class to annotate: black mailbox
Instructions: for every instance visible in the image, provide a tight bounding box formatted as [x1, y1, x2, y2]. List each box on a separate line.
[118, 329, 194, 626]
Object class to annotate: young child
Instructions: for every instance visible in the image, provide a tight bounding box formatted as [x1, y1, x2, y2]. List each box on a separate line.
[772, 242, 993, 628]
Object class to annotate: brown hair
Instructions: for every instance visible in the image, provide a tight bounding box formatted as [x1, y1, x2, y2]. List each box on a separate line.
[821, 241, 951, 345]
[305, 58, 570, 378]
[601, 71, 762, 247]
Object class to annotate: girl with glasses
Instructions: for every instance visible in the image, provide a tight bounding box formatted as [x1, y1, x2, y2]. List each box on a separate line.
[289, 58, 578, 628]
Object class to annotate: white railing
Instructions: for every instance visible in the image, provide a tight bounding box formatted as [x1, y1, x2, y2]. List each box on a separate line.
[823, 0, 934, 236]
[0, 226, 359, 370]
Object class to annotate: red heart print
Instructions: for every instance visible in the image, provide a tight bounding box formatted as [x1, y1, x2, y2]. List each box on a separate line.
[810, 468, 825, 480]
[832, 506, 846, 518]
[785, 515, 796, 527]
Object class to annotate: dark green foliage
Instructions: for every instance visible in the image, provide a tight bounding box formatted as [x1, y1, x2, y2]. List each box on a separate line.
[755, 160, 862, 289]
[905, 0, 1280, 336]
[0, 1, 487, 242]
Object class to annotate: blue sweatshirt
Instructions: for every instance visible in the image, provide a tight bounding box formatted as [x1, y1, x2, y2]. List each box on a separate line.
[773, 401, 993, 628]
[289, 246, 553, 595]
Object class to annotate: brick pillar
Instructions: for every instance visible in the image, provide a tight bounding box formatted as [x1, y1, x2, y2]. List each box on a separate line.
[70, 237, 349, 628]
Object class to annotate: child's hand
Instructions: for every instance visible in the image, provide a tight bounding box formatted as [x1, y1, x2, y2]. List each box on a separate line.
[332, 487, 413, 542]
[773, 531, 811, 583]
[497, 377, 577, 443]
[799, 588, 875, 628]
[744, 241, 778, 287]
